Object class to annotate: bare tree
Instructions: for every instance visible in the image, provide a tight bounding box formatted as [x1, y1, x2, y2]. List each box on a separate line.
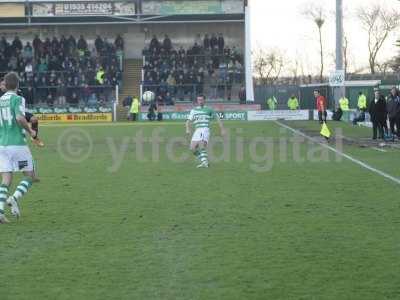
[358, 4, 400, 74]
[377, 60, 392, 76]
[303, 3, 326, 83]
[253, 48, 285, 85]
[288, 59, 300, 84]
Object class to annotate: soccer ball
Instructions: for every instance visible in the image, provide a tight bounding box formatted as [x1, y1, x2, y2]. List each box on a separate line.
[142, 91, 155, 103]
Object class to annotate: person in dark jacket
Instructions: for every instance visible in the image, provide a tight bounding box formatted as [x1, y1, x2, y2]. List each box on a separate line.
[368, 90, 387, 140]
[203, 34, 210, 51]
[217, 33, 225, 54]
[147, 100, 157, 121]
[239, 86, 246, 104]
[332, 107, 343, 121]
[163, 35, 172, 52]
[386, 87, 400, 140]
[210, 34, 218, 50]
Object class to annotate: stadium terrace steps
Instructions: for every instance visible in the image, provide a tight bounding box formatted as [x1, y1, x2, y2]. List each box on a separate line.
[119, 59, 142, 102]
[116, 105, 130, 121]
[116, 59, 142, 121]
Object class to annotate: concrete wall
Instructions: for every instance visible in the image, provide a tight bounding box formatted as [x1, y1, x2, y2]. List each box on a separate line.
[0, 21, 244, 59]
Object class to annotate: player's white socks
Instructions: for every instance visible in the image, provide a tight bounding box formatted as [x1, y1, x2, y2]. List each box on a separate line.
[11, 178, 33, 203]
[199, 149, 209, 165]
[0, 184, 8, 214]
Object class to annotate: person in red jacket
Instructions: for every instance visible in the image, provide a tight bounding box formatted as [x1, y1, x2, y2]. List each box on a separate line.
[314, 90, 327, 124]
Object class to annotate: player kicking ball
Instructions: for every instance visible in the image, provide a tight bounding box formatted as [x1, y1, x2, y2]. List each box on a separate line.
[0, 72, 38, 223]
[186, 95, 226, 168]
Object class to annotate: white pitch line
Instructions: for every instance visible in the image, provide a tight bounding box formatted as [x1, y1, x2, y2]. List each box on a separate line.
[372, 147, 387, 153]
[275, 121, 400, 186]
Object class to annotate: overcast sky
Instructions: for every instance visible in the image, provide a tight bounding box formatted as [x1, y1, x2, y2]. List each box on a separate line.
[250, 0, 400, 75]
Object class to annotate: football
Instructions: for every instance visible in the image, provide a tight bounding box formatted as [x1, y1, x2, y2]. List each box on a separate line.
[142, 90, 155, 103]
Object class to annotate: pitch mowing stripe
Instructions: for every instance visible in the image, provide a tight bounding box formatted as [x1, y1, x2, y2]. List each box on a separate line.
[276, 121, 400, 186]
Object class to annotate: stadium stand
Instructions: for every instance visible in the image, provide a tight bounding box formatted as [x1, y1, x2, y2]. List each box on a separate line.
[142, 33, 244, 104]
[0, 34, 124, 107]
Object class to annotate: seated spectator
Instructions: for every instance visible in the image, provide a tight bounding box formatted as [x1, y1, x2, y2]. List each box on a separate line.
[68, 91, 79, 105]
[46, 93, 54, 106]
[37, 58, 48, 73]
[23, 42, 33, 59]
[192, 43, 201, 56]
[164, 92, 174, 105]
[81, 84, 91, 103]
[88, 93, 98, 106]
[8, 55, 17, 71]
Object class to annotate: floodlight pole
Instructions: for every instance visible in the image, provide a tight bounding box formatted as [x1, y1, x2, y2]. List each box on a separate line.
[244, 0, 254, 102]
[334, 0, 344, 107]
[336, 0, 343, 71]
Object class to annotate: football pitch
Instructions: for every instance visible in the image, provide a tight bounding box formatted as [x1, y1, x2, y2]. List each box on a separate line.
[1, 121, 400, 300]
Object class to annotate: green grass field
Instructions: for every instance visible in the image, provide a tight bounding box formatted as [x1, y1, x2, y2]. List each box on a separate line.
[1, 121, 400, 300]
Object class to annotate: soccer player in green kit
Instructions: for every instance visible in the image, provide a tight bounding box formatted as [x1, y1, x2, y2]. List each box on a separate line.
[186, 95, 226, 168]
[0, 72, 37, 223]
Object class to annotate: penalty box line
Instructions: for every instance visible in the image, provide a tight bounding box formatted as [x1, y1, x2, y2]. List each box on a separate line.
[275, 121, 400, 186]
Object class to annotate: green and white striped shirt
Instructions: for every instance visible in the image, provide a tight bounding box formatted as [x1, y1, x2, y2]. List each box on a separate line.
[0, 91, 27, 146]
[187, 106, 216, 129]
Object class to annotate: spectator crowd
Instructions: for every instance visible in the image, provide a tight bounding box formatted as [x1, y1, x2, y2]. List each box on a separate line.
[366, 87, 400, 141]
[314, 88, 400, 142]
[0, 34, 124, 107]
[142, 33, 244, 104]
